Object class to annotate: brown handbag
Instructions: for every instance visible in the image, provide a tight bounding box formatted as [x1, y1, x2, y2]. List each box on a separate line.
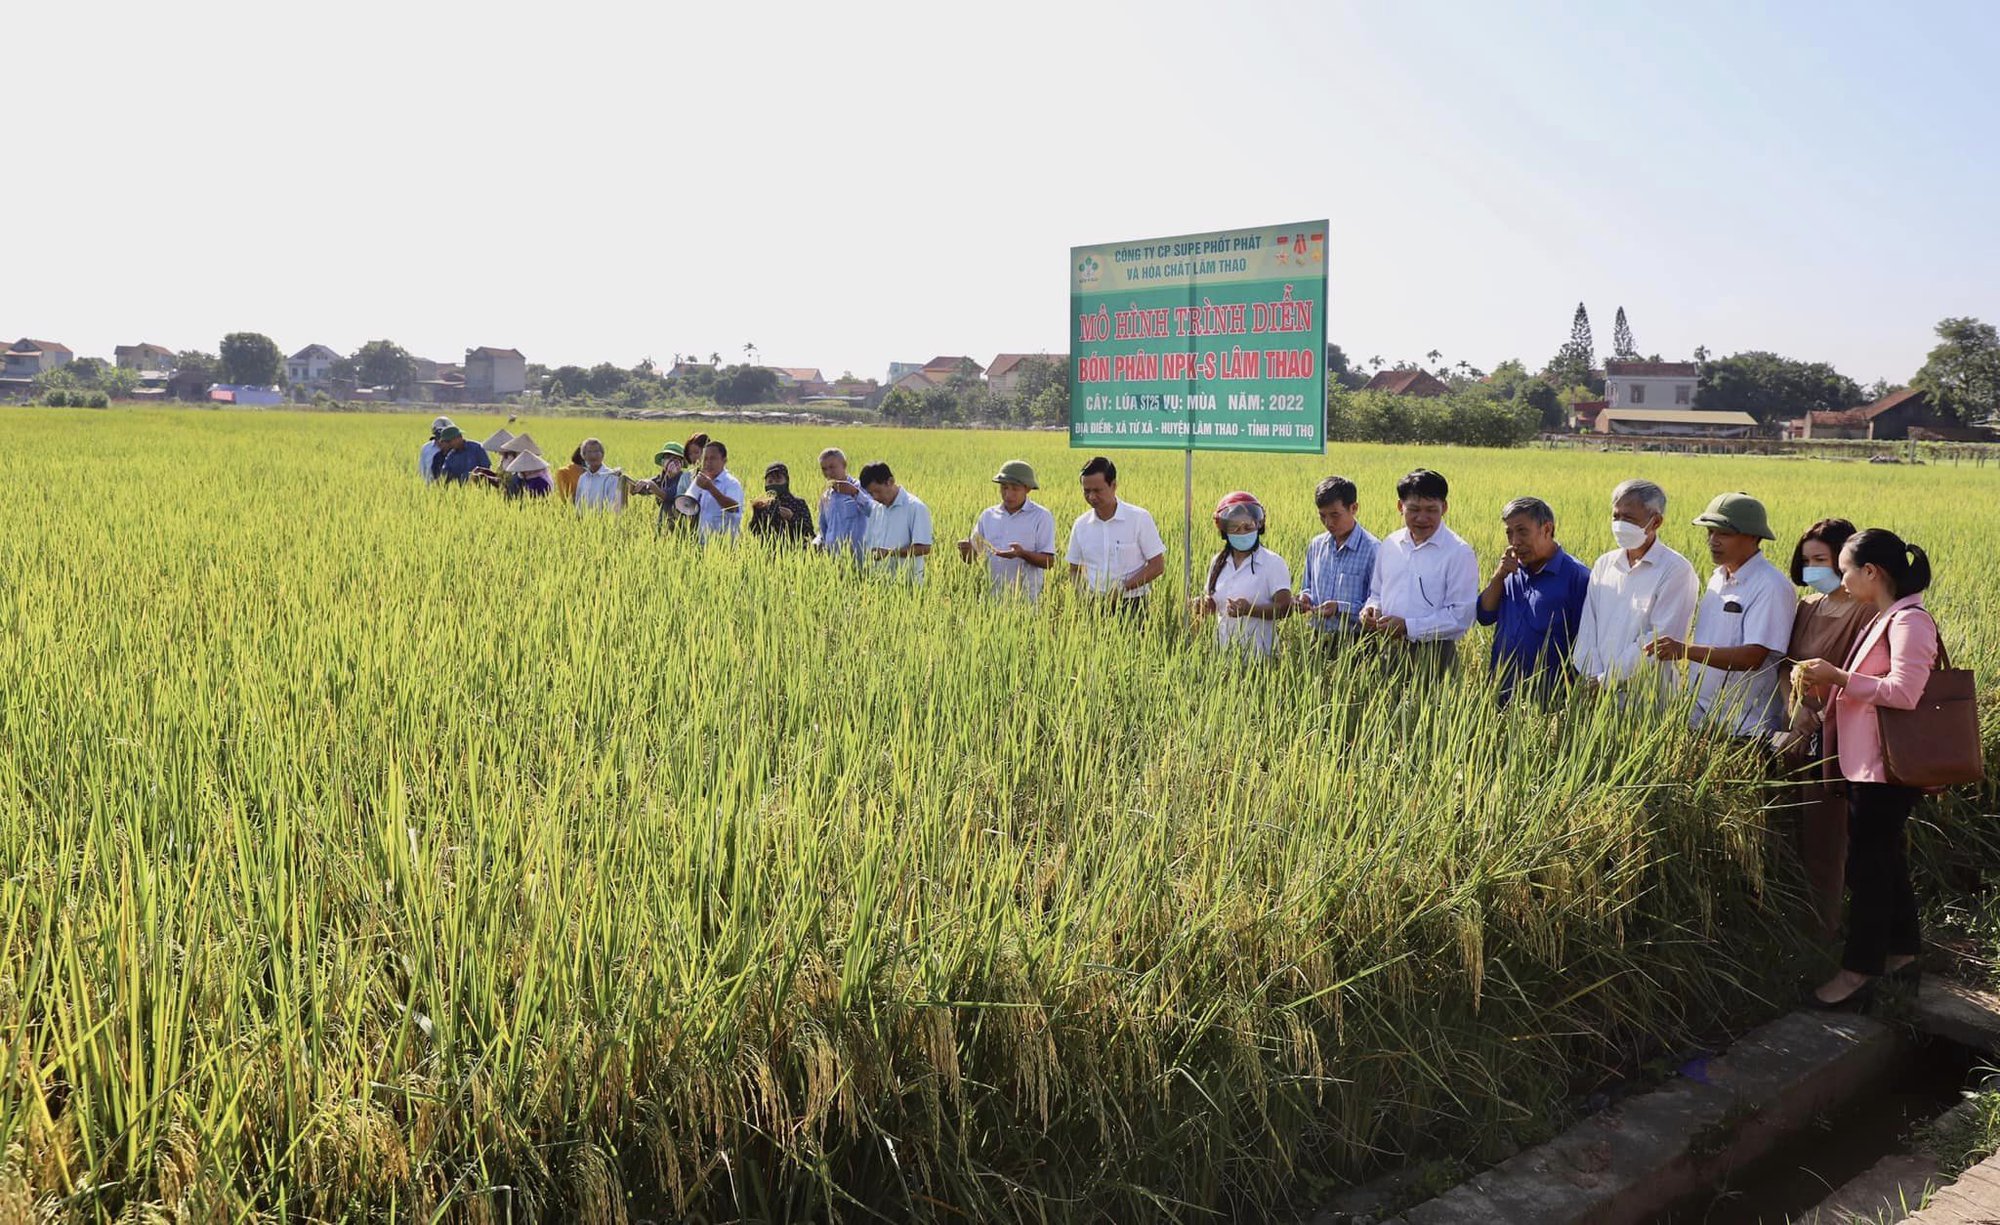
[1876, 618, 1985, 789]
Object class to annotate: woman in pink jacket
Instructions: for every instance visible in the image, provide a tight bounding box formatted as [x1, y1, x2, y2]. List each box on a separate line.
[1794, 528, 1938, 1009]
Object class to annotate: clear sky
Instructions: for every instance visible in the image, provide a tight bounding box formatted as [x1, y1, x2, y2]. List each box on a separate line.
[10, 0, 1997, 387]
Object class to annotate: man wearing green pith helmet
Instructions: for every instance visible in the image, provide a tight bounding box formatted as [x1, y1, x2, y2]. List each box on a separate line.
[634, 440, 695, 534]
[957, 459, 1057, 601]
[1648, 491, 1795, 739]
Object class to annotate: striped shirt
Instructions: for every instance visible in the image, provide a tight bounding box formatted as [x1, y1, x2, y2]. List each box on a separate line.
[1297, 524, 1379, 635]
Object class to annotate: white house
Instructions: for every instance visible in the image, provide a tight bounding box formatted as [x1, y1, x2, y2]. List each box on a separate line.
[114, 343, 176, 374]
[465, 346, 527, 398]
[286, 344, 341, 388]
[1604, 360, 1699, 409]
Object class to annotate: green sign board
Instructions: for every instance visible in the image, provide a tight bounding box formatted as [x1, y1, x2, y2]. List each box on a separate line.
[1069, 220, 1328, 453]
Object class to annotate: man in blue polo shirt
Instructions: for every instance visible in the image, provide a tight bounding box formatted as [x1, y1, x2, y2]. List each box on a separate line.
[428, 426, 491, 485]
[1476, 495, 1591, 705]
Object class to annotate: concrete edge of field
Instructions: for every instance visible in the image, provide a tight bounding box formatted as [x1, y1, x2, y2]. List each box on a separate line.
[1312, 1009, 1906, 1225]
[1901, 977, 2000, 1224]
[1304, 977, 2000, 1225]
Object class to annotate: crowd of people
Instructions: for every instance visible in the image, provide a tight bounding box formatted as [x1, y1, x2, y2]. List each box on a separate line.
[416, 414, 1949, 1010]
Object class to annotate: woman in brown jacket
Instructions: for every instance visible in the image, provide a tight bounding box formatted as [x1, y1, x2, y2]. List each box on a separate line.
[1775, 518, 1877, 938]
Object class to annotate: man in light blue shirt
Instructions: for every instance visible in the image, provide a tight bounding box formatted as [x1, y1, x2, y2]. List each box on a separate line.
[1295, 474, 1379, 657]
[859, 460, 933, 584]
[689, 439, 744, 541]
[816, 447, 871, 564]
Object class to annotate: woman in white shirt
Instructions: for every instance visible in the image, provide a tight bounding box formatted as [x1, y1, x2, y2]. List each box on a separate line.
[1190, 492, 1293, 658]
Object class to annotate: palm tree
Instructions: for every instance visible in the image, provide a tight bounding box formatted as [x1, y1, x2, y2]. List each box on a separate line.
[743, 342, 758, 366]
[708, 351, 721, 366]
[1426, 349, 1443, 366]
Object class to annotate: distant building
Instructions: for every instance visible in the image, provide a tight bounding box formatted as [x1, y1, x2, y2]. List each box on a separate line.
[3, 338, 74, 378]
[114, 343, 176, 373]
[464, 346, 527, 398]
[1363, 368, 1450, 397]
[889, 370, 939, 395]
[666, 360, 713, 381]
[419, 361, 468, 404]
[1604, 360, 1699, 409]
[813, 374, 880, 406]
[286, 344, 341, 389]
[166, 369, 214, 401]
[210, 384, 285, 407]
[1570, 399, 1610, 430]
[987, 353, 1065, 397]
[1799, 388, 1942, 442]
[766, 366, 829, 403]
[886, 360, 925, 384]
[1596, 408, 1758, 439]
[921, 355, 984, 383]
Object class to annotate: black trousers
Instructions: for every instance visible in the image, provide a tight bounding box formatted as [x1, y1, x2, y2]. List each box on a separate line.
[1842, 782, 1922, 975]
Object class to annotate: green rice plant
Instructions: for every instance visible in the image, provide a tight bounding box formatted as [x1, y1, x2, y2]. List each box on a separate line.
[0, 408, 1994, 1221]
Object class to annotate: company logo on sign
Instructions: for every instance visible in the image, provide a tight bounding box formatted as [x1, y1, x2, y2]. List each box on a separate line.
[1274, 232, 1326, 266]
[1076, 255, 1102, 286]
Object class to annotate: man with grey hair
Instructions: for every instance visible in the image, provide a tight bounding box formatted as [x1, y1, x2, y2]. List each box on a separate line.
[815, 446, 872, 564]
[1476, 495, 1591, 704]
[1570, 478, 1700, 702]
[1480, 498, 1584, 708]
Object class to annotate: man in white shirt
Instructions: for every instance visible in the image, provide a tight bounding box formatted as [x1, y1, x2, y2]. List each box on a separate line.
[1064, 455, 1166, 613]
[573, 437, 627, 512]
[958, 460, 1057, 601]
[1360, 468, 1480, 677]
[860, 460, 933, 584]
[689, 439, 745, 541]
[1571, 478, 1700, 702]
[1648, 492, 1794, 738]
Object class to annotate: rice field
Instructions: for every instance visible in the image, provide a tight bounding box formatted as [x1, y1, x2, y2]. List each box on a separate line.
[3, 407, 1997, 1222]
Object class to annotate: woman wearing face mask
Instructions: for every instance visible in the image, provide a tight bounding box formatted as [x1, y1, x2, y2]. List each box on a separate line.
[1189, 492, 1292, 658]
[1793, 529, 1940, 1009]
[1775, 518, 1876, 938]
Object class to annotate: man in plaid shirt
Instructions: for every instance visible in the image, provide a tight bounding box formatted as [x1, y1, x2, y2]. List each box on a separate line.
[1295, 475, 1379, 659]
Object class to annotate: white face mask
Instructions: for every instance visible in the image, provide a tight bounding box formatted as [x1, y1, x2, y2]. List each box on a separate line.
[1611, 519, 1650, 551]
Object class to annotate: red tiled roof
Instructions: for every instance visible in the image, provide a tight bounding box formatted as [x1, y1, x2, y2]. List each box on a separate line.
[10, 337, 71, 354]
[1856, 387, 1926, 419]
[1364, 368, 1450, 396]
[1809, 409, 1867, 426]
[987, 353, 1063, 379]
[1572, 399, 1610, 422]
[468, 346, 525, 359]
[117, 342, 175, 357]
[1604, 360, 1698, 378]
[289, 343, 340, 361]
[922, 355, 983, 375]
[773, 367, 823, 383]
